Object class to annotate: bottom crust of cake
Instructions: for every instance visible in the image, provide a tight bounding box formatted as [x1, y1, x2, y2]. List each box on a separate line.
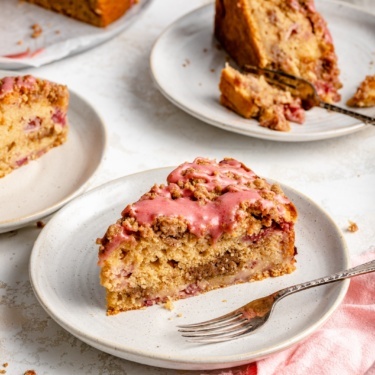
[101, 226, 296, 315]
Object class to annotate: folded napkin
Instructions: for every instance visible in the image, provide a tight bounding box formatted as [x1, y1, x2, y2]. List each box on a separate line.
[203, 248, 375, 375]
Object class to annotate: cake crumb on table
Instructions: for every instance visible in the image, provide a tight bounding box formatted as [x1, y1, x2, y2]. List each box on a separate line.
[0, 363, 8, 374]
[347, 221, 359, 233]
[24, 370, 37, 375]
[31, 24, 43, 38]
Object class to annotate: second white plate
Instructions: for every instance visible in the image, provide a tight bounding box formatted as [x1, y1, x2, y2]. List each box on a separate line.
[30, 167, 349, 370]
[150, 1, 375, 142]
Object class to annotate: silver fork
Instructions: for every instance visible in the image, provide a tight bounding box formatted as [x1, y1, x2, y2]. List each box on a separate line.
[242, 65, 375, 125]
[178, 259, 375, 343]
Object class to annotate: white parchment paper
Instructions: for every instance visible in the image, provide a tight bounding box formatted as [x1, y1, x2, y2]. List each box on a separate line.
[0, 0, 152, 70]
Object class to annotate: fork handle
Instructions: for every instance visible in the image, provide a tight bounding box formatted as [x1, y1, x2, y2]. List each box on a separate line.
[276, 259, 375, 300]
[319, 101, 375, 125]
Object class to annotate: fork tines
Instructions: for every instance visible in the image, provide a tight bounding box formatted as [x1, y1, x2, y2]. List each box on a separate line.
[177, 312, 261, 343]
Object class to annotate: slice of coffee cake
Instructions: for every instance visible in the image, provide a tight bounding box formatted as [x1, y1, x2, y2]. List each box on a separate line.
[0, 75, 69, 178]
[214, 0, 342, 103]
[97, 157, 298, 315]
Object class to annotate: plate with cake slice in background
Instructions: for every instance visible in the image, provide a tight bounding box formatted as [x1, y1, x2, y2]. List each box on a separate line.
[29, 159, 349, 370]
[0, 70, 107, 233]
[0, 0, 152, 70]
[150, 0, 375, 142]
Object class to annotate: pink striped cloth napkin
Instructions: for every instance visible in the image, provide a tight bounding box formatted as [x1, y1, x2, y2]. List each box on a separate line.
[203, 248, 375, 375]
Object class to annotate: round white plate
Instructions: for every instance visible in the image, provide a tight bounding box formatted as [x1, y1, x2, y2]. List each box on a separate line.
[150, 0, 375, 142]
[0, 71, 107, 233]
[0, 0, 152, 70]
[30, 167, 349, 370]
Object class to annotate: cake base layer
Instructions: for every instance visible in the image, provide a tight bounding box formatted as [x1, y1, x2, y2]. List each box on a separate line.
[102, 225, 296, 314]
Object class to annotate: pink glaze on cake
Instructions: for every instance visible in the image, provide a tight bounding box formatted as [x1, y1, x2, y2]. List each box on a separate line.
[124, 188, 263, 240]
[99, 158, 292, 264]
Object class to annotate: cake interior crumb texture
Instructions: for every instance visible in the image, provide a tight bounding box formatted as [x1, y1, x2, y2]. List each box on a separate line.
[97, 157, 298, 315]
[219, 64, 305, 131]
[214, 0, 342, 103]
[0, 75, 69, 178]
[24, 0, 139, 27]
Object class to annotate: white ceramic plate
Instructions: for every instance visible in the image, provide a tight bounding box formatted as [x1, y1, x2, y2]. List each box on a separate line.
[0, 0, 152, 70]
[0, 71, 107, 233]
[150, 0, 375, 142]
[30, 167, 349, 370]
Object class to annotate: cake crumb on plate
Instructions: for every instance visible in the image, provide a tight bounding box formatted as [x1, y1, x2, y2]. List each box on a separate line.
[347, 221, 359, 233]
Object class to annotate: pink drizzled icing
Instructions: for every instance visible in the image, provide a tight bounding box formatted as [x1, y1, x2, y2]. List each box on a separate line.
[167, 157, 258, 191]
[99, 158, 293, 264]
[124, 188, 262, 240]
[0, 75, 37, 98]
[99, 225, 135, 265]
[123, 158, 287, 239]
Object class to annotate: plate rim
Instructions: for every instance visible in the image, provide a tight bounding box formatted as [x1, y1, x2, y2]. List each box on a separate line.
[0, 71, 107, 232]
[29, 166, 350, 369]
[149, 0, 373, 142]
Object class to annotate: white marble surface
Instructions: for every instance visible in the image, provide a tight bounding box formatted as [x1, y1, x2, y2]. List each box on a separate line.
[0, 0, 374, 374]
